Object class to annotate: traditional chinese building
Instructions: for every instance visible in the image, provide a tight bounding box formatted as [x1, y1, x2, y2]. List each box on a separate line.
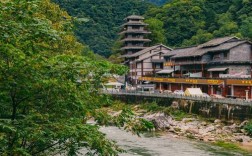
[138, 36, 252, 99]
[120, 15, 151, 56]
[122, 44, 173, 84]
[119, 15, 174, 85]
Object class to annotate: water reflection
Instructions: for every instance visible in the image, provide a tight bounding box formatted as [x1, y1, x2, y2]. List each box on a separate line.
[99, 126, 250, 156]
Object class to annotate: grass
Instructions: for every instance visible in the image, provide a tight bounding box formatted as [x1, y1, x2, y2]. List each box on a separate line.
[163, 107, 192, 121]
[214, 141, 241, 151]
[213, 141, 252, 155]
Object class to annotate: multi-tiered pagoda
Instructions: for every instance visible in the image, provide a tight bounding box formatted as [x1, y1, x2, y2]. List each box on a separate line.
[120, 15, 151, 56]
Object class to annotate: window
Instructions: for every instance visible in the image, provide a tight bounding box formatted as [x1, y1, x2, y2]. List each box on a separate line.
[213, 54, 221, 60]
[224, 52, 228, 59]
[132, 26, 140, 29]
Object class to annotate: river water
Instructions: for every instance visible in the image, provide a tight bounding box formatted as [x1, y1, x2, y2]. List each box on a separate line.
[95, 126, 249, 156]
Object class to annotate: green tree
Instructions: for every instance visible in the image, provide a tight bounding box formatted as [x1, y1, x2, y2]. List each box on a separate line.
[240, 17, 252, 40]
[182, 29, 214, 46]
[145, 0, 206, 47]
[145, 18, 167, 45]
[0, 0, 127, 155]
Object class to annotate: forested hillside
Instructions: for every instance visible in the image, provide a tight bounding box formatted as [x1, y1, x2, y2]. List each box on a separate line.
[145, 0, 252, 47]
[53, 0, 252, 57]
[53, 0, 151, 57]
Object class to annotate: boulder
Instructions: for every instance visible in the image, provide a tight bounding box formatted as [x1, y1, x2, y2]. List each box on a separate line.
[205, 125, 215, 133]
[201, 121, 207, 126]
[145, 113, 175, 129]
[235, 135, 251, 143]
[171, 101, 179, 109]
[222, 124, 239, 133]
[182, 118, 196, 124]
[186, 128, 199, 134]
[239, 120, 249, 128]
[214, 119, 222, 124]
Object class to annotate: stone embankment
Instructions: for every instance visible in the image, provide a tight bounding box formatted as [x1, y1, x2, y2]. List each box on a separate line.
[143, 112, 251, 145]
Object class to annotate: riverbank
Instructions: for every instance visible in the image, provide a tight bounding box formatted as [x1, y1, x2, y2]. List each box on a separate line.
[143, 111, 252, 153]
[107, 101, 252, 154]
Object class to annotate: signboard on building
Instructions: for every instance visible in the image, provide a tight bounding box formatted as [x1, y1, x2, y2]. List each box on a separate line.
[138, 77, 224, 85]
[227, 79, 252, 86]
[164, 62, 174, 66]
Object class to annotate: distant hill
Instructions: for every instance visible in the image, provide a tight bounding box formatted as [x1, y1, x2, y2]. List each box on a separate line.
[145, 0, 252, 47]
[53, 0, 252, 58]
[53, 0, 151, 57]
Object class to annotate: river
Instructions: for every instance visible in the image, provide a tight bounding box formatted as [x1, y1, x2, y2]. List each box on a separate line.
[94, 126, 249, 156]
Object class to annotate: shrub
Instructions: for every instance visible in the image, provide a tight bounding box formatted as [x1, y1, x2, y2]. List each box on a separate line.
[244, 120, 252, 136]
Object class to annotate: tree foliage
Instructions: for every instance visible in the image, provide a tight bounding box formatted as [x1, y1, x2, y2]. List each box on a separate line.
[0, 0, 127, 155]
[53, 0, 151, 57]
[145, 18, 167, 45]
[145, 0, 252, 47]
[51, 0, 251, 57]
[146, 0, 171, 5]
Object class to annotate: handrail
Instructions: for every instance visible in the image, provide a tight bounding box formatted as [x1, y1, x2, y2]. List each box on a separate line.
[102, 90, 252, 106]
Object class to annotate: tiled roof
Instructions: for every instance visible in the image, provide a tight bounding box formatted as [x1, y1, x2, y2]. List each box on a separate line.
[172, 37, 249, 58]
[128, 44, 173, 58]
[163, 46, 197, 57]
[125, 15, 144, 20]
[136, 51, 166, 62]
[199, 36, 239, 48]
[121, 22, 148, 27]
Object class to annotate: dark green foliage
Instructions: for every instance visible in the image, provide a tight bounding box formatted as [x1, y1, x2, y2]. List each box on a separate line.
[164, 107, 189, 121]
[145, 18, 167, 45]
[52, 0, 251, 57]
[146, 0, 252, 47]
[53, 0, 151, 57]
[244, 120, 252, 136]
[139, 102, 164, 112]
[147, 0, 171, 5]
[0, 0, 127, 155]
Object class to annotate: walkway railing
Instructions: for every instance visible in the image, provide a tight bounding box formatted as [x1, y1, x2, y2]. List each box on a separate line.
[102, 90, 252, 106]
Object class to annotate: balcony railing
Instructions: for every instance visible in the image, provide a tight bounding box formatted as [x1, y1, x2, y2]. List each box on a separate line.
[174, 61, 205, 65]
[102, 90, 252, 106]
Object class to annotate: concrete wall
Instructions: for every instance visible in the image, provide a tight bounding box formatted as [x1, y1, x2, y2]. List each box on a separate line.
[229, 43, 251, 61]
[228, 65, 251, 75]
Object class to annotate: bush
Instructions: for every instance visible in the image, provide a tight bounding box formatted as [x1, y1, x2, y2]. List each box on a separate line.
[164, 107, 189, 121]
[139, 102, 164, 112]
[244, 120, 252, 136]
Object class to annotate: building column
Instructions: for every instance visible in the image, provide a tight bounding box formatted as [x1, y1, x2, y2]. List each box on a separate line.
[250, 87, 252, 99]
[201, 64, 204, 77]
[141, 61, 143, 77]
[231, 85, 234, 97]
[159, 83, 162, 91]
[181, 84, 183, 91]
[245, 90, 249, 100]
[211, 86, 214, 95]
[210, 71, 213, 78]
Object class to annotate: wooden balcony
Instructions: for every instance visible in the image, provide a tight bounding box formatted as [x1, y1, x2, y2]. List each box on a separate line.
[119, 30, 151, 35]
[174, 61, 206, 65]
[121, 38, 151, 42]
[120, 46, 146, 50]
[138, 76, 252, 86]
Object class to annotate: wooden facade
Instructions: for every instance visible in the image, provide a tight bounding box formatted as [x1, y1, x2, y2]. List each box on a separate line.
[136, 37, 252, 99]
